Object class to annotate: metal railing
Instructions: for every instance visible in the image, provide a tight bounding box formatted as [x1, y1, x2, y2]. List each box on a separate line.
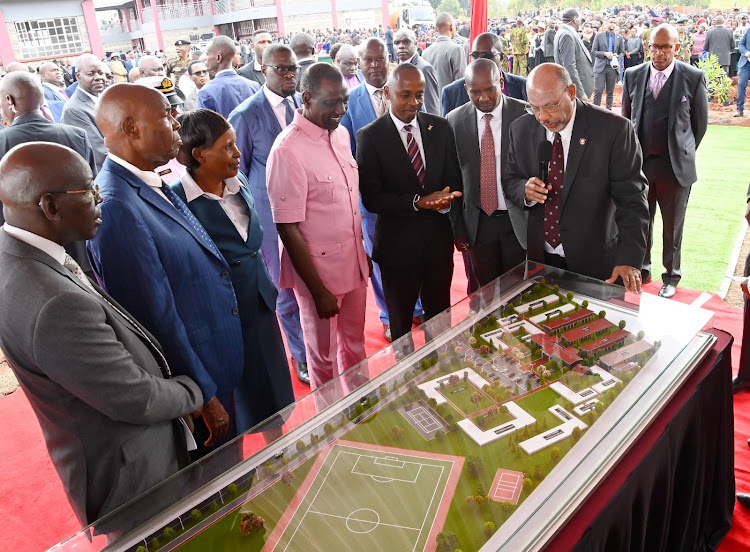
[99, 19, 141, 36]
[213, 0, 276, 14]
[142, 0, 213, 23]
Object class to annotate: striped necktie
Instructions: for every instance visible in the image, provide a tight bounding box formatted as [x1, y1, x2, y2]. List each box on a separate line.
[403, 124, 424, 187]
[160, 181, 221, 257]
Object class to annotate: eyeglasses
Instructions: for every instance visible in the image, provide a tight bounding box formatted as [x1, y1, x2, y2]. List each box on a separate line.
[470, 51, 498, 60]
[191, 70, 208, 76]
[648, 43, 676, 53]
[525, 88, 570, 116]
[39, 184, 101, 206]
[264, 64, 300, 76]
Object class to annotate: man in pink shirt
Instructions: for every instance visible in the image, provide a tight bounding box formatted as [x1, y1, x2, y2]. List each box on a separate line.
[267, 63, 370, 391]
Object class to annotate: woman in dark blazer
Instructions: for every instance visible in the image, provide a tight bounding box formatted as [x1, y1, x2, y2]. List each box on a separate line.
[172, 109, 295, 444]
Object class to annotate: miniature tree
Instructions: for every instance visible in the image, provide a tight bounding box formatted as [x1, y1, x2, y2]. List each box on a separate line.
[239, 512, 265, 535]
[392, 425, 406, 439]
[323, 422, 334, 435]
[470, 392, 482, 406]
[378, 384, 388, 398]
[440, 379, 445, 389]
[534, 464, 544, 481]
[136, 547, 148, 552]
[637, 330, 645, 340]
[449, 374, 460, 386]
[483, 521, 496, 537]
[566, 291, 574, 301]
[586, 411, 596, 426]
[436, 532, 460, 552]
[523, 477, 534, 492]
[572, 426, 582, 442]
[434, 429, 445, 440]
[526, 379, 532, 392]
[550, 447, 561, 464]
[190, 508, 203, 524]
[162, 526, 177, 543]
[502, 501, 515, 513]
[618, 320, 626, 329]
[476, 481, 487, 496]
[514, 384, 520, 395]
[599, 310, 606, 319]
[581, 300, 589, 308]
[429, 397, 438, 408]
[209, 500, 220, 514]
[467, 456, 484, 476]
[226, 483, 239, 500]
[280, 471, 296, 485]
[151, 537, 161, 549]
[296, 440, 306, 454]
[354, 402, 364, 417]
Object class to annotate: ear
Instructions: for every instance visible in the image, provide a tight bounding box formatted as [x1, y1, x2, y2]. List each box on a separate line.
[383, 85, 391, 102]
[121, 116, 138, 138]
[38, 194, 61, 222]
[302, 90, 312, 107]
[191, 146, 205, 165]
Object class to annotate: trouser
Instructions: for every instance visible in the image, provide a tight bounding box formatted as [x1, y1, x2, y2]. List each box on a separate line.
[593, 66, 618, 110]
[387, 43, 396, 63]
[360, 198, 423, 325]
[294, 281, 367, 391]
[737, 63, 750, 112]
[381, 255, 453, 344]
[254, 190, 307, 363]
[730, 51, 740, 77]
[624, 54, 642, 70]
[513, 54, 527, 75]
[470, 210, 526, 287]
[642, 156, 691, 286]
[737, 252, 750, 381]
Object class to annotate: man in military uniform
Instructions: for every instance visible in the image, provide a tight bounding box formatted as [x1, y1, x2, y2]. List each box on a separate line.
[509, 19, 529, 75]
[676, 17, 694, 63]
[166, 39, 192, 83]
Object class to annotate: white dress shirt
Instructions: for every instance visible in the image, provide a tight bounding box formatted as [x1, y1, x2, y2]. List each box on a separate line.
[2, 223, 66, 266]
[364, 81, 386, 115]
[77, 86, 99, 104]
[108, 153, 170, 203]
[542, 100, 578, 257]
[180, 172, 250, 241]
[648, 57, 676, 89]
[476, 97, 508, 211]
[390, 111, 426, 169]
[263, 85, 295, 129]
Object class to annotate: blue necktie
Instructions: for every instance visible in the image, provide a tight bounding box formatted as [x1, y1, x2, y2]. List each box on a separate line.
[608, 32, 614, 53]
[284, 99, 295, 126]
[160, 181, 221, 256]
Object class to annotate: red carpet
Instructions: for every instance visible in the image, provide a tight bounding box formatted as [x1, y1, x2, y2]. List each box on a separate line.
[1, 254, 748, 551]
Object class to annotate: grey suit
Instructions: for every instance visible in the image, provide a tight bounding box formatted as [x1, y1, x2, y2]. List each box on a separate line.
[554, 23, 594, 98]
[591, 31, 625, 109]
[422, 36, 467, 92]
[403, 53, 440, 115]
[447, 97, 528, 285]
[0, 231, 202, 526]
[62, 88, 107, 170]
[704, 25, 735, 69]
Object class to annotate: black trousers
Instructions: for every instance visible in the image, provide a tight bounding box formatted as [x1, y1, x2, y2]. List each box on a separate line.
[381, 255, 453, 343]
[642, 156, 691, 286]
[593, 65, 618, 110]
[737, 252, 750, 380]
[470, 210, 526, 286]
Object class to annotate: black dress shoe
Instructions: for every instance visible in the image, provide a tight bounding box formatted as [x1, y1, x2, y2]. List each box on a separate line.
[738, 493, 750, 507]
[640, 270, 652, 284]
[658, 284, 676, 299]
[733, 376, 750, 394]
[293, 360, 310, 386]
[383, 324, 392, 343]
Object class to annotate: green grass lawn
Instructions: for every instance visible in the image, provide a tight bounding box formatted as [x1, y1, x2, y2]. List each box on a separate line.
[440, 382, 494, 415]
[649, 126, 750, 292]
[559, 371, 604, 392]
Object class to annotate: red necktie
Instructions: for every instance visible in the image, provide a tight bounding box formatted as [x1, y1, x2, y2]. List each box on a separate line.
[545, 132, 564, 248]
[404, 124, 424, 187]
[480, 113, 498, 215]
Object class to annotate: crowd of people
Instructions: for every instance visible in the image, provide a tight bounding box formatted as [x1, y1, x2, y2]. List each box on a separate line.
[0, 5, 741, 532]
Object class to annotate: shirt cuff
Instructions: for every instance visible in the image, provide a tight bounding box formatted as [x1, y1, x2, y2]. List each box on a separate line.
[524, 198, 537, 208]
[271, 208, 305, 224]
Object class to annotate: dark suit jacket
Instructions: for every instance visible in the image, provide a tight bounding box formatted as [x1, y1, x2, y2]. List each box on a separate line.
[503, 100, 649, 280]
[704, 25, 736, 66]
[621, 61, 708, 187]
[447, 97, 529, 249]
[356, 112, 462, 267]
[0, 231, 202, 525]
[591, 31, 625, 73]
[87, 158, 245, 404]
[198, 70, 260, 119]
[403, 53, 440, 115]
[0, 112, 98, 269]
[238, 62, 266, 86]
[61, 88, 106, 170]
[295, 58, 316, 92]
[440, 72, 527, 116]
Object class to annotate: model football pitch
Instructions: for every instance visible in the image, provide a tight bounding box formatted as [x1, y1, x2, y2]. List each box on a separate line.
[265, 442, 461, 551]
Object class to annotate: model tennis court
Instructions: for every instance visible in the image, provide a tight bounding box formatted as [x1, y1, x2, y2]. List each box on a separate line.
[407, 405, 443, 433]
[270, 443, 455, 551]
[490, 468, 524, 505]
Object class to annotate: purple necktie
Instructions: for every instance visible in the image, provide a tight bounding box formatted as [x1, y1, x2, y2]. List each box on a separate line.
[404, 124, 424, 187]
[480, 113, 498, 215]
[545, 133, 564, 248]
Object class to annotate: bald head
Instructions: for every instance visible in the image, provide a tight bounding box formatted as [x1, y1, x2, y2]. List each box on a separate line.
[290, 32, 315, 58]
[651, 23, 678, 43]
[0, 142, 99, 244]
[39, 62, 64, 86]
[4, 62, 30, 73]
[386, 62, 423, 89]
[527, 63, 572, 91]
[138, 55, 164, 77]
[205, 35, 237, 76]
[436, 12, 455, 35]
[128, 66, 140, 82]
[465, 57, 501, 85]
[0, 71, 44, 120]
[96, 83, 181, 170]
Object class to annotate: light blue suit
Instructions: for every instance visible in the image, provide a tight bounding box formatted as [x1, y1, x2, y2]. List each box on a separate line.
[87, 158, 244, 406]
[198, 70, 260, 119]
[340, 82, 424, 325]
[227, 88, 307, 363]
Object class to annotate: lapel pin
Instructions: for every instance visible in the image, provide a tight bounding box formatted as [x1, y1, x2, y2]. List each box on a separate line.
[428, 125, 433, 131]
[579, 138, 587, 145]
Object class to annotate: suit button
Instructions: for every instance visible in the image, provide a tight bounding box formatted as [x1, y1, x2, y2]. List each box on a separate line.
[233, 260, 242, 266]
[250, 251, 257, 257]
[221, 271, 229, 278]
[232, 307, 239, 315]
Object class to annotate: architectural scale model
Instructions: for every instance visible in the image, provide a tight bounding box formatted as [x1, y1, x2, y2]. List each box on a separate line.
[100, 277, 694, 552]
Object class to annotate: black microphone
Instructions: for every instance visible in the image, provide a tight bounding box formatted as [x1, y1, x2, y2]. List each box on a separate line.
[537, 140, 553, 185]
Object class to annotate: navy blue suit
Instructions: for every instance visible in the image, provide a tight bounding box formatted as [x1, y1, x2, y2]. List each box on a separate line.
[43, 84, 67, 122]
[199, 70, 260, 118]
[171, 173, 294, 433]
[341, 82, 424, 326]
[441, 72, 527, 116]
[64, 81, 78, 99]
[87, 158, 244, 412]
[227, 89, 307, 364]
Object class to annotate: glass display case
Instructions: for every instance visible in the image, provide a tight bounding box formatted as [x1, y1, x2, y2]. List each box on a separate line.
[49, 262, 716, 552]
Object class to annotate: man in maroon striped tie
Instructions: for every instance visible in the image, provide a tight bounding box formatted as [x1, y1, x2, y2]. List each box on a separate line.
[357, 63, 463, 346]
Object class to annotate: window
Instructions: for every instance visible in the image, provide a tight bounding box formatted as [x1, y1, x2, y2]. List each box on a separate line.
[14, 18, 84, 60]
